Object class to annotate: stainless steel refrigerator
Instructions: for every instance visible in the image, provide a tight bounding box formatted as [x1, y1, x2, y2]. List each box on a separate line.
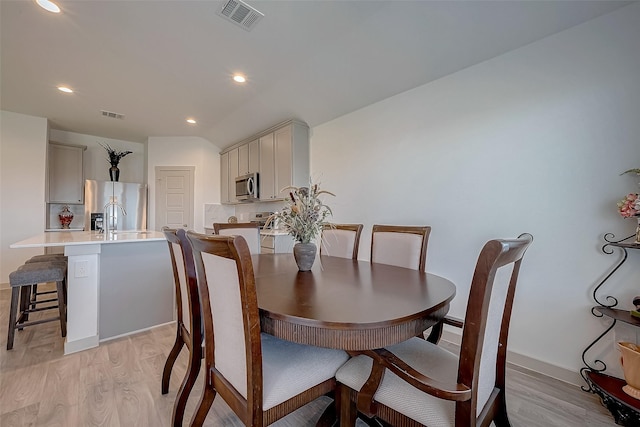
[84, 180, 148, 231]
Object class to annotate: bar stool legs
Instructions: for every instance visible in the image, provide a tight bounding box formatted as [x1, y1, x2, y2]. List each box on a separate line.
[7, 262, 67, 350]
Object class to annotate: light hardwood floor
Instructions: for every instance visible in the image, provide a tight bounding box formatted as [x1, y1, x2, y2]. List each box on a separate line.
[0, 285, 619, 427]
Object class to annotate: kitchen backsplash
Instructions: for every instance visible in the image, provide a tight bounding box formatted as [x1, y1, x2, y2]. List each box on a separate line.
[204, 204, 236, 228]
[47, 203, 85, 230]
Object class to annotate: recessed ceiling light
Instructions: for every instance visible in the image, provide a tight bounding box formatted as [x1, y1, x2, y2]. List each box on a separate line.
[57, 86, 73, 93]
[186, 118, 197, 124]
[36, 0, 61, 13]
[233, 74, 246, 83]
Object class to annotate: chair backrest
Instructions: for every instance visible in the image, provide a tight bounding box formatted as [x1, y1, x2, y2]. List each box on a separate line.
[162, 227, 200, 337]
[186, 231, 264, 411]
[213, 222, 261, 255]
[320, 223, 364, 259]
[370, 225, 431, 271]
[458, 233, 533, 420]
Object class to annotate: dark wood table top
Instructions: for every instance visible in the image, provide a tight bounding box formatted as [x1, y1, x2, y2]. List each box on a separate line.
[253, 254, 456, 350]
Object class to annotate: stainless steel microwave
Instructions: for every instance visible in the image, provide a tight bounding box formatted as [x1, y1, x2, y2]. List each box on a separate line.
[235, 172, 259, 201]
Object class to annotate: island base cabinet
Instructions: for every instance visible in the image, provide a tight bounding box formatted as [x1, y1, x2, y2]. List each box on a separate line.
[99, 242, 174, 340]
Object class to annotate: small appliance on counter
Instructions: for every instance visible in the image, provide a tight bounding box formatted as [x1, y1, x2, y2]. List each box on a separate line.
[249, 211, 274, 229]
[90, 213, 104, 232]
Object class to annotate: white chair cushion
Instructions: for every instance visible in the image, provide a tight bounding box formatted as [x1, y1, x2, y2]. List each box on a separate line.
[321, 229, 356, 259]
[204, 252, 249, 398]
[219, 228, 261, 254]
[261, 333, 349, 410]
[371, 232, 423, 270]
[336, 337, 458, 427]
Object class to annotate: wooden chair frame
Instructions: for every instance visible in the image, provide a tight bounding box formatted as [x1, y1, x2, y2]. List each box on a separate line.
[161, 227, 202, 427]
[186, 231, 341, 427]
[370, 225, 431, 272]
[341, 233, 533, 427]
[322, 223, 364, 260]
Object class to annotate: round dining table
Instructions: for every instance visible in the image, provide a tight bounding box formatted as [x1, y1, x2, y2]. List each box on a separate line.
[252, 254, 456, 351]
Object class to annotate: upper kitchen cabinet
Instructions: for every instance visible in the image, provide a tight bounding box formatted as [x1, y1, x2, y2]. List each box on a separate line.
[220, 151, 230, 204]
[47, 142, 86, 204]
[260, 121, 310, 201]
[238, 139, 259, 176]
[221, 120, 309, 204]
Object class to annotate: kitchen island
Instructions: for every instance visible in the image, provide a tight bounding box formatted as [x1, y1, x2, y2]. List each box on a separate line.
[10, 230, 173, 354]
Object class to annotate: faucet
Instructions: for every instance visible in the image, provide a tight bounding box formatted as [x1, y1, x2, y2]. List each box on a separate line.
[102, 198, 127, 235]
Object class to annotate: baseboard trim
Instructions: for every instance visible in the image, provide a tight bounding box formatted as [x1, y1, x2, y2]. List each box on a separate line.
[64, 335, 99, 355]
[99, 320, 176, 343]
[441, 330, 582, 387]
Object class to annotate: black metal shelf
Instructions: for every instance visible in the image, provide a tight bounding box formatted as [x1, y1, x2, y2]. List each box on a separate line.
[581, 234, 640, 426]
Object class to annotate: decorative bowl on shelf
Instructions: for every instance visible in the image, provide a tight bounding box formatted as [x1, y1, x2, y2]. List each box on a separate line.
[619, 341, 640, 400]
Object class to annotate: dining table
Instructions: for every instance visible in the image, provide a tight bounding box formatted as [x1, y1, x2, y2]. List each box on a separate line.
[252, 254, 457, 352]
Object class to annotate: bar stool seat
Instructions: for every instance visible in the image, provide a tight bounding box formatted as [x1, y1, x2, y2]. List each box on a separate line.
[25, 255, 68, 309]
[7, 262, 67, 350]
[26, 254, 67, 263]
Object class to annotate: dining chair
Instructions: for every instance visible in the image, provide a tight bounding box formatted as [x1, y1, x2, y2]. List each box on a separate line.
[213, 222, 261, 254]
[370, 225, 431, 272]
[185, 231, 350, 427]
[335, 233, 533, 427]
[161, 227, 203, 427]
[321, 223, 364, 259]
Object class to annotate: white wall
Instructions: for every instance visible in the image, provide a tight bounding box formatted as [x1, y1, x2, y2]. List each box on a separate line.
[49, 130, 144, 183]
[311, 4, 640, 383]
[147, 136, 220, 233]
[0, 111, 48, 284]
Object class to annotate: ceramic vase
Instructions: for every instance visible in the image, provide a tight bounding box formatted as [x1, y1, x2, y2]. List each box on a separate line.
[619, 341, 640, 400]
[109, 165, 120, 182]
[293, 242, 316, 271]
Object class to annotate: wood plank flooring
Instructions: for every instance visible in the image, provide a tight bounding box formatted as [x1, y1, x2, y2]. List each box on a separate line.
[0, 285, 620, 426]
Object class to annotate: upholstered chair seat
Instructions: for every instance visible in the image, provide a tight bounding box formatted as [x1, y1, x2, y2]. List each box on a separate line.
[260, 332, 349, 410]
[337, 337, 459, 425]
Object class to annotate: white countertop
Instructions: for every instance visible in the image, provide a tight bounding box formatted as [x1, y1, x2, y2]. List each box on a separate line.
[260, 229, 291, 236]
[10, 230, 166, 248]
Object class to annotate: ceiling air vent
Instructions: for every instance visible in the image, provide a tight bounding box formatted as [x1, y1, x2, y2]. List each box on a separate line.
[217, 0, 264, 31]
[100, 110, 125, 120]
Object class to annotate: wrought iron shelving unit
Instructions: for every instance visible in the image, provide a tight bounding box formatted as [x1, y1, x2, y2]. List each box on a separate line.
[581, 233, 640, 426]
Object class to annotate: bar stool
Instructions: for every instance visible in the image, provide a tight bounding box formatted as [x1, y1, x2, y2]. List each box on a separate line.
[25, 254, 68, 307]
[7, 262, 67, 350]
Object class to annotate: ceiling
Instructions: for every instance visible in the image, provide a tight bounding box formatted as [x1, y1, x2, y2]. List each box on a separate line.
[0, 0, 633, 149]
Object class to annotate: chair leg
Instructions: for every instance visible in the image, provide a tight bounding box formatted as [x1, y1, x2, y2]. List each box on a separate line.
[162, 334, 184, 394]
[31, 284, 38, 309]
[56, 280, 67, 337]
[493, 393, 512, 427]
[18, 285, 31, 327]
[339, 384, 357, 427]
[6, 287, 20, 350]
[425, 320, 444, 344]
[190, 385, 216, 427]
[172, 349, 201, 427]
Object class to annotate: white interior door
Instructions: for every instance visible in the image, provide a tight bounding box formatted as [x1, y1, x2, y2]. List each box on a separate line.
[155, 166, 194, 230]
